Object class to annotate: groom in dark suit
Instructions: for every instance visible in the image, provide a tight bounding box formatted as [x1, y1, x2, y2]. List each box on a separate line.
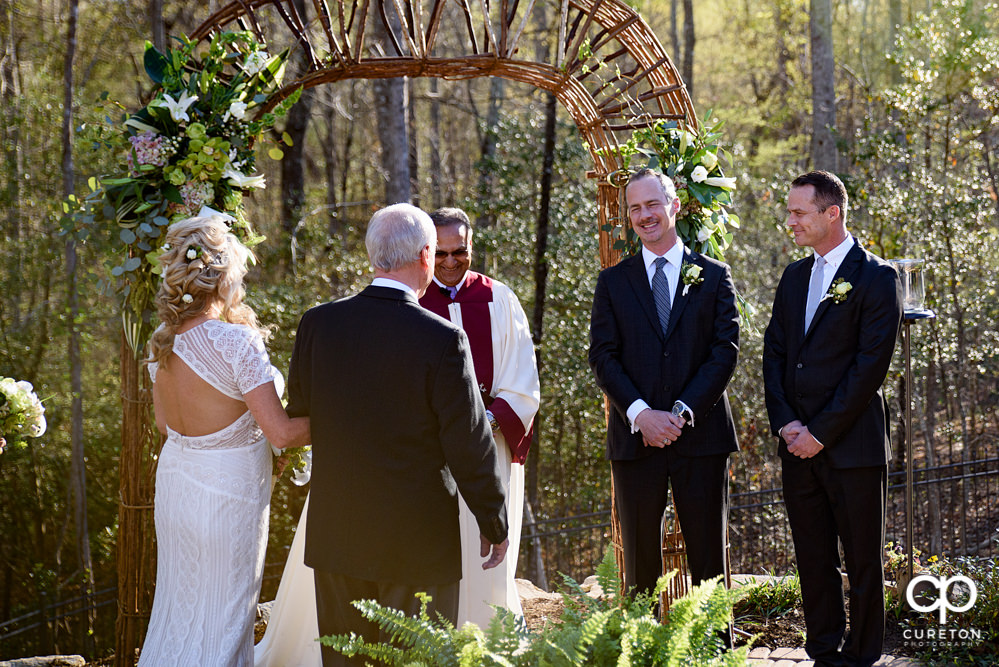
[763, 171, 902, 667]
[286, 203, 509, 666]
[589, 168, 740, 600]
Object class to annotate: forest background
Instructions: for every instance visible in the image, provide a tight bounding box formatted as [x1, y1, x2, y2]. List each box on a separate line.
[1, 0, 997, 660]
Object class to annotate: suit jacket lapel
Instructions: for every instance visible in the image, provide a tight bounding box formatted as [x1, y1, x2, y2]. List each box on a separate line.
[663, 247, 695, 342]
[625, 255, 664, 339]
[803, 241, 864, 341]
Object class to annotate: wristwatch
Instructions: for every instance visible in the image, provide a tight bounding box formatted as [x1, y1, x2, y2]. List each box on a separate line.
[672, 401, 694, 424]
[486, 410, 500, 432]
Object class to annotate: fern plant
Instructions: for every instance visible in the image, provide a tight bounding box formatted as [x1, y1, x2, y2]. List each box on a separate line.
[318, 547, 752, 666]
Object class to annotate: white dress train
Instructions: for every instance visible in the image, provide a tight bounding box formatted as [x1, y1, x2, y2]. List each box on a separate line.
[253, 495, 322, 667]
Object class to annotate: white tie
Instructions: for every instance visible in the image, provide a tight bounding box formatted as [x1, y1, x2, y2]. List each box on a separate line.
[804, 256, 827, 331]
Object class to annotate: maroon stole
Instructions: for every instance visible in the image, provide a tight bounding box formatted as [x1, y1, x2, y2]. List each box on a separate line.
[420, 272, 532, 463]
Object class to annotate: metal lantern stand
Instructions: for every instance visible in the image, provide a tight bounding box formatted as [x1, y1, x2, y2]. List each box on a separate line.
[901, 308, 934, 585]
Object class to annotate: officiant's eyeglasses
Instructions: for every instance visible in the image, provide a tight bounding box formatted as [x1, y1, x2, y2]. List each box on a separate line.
[435, 249, 469, 259]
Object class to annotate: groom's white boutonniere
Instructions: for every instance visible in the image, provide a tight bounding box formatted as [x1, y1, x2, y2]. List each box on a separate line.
[680, 263, 704, 296]
[822, 277, 853, 304]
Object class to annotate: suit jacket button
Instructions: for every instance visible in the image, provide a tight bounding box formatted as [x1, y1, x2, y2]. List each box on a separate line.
[796, 362, 803, 369]
[796, 393, 803, 399]
[663, 351, 670, 358]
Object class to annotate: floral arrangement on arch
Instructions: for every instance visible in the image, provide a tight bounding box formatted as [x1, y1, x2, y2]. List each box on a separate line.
[0, 377, 47, 454]
[605, 112, 740, 262]
[68, 31, 302, 353]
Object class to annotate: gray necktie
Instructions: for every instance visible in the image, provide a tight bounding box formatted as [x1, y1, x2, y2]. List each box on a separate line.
[652, 257, 671, 334]
[804, 256, 827, 330]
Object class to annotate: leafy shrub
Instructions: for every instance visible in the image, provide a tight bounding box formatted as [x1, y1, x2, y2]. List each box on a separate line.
[319, 547, 750, 665]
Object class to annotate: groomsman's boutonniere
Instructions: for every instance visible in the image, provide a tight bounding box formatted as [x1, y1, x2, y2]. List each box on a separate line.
[680, 263, 704, 296]
[822, 277, 853, 304]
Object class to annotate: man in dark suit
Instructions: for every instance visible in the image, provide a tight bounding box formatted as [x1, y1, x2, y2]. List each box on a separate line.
[589, 168, 740, 600]
[286, 203, 509, 666]
[763, 171, 902, 667]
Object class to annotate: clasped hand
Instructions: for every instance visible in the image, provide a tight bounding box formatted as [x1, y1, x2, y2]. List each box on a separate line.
[782, 420, 824, 458]
[636, 408, 685, 448]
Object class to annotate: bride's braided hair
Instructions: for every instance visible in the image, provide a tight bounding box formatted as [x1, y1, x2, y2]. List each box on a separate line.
[148, 215, 267, 367]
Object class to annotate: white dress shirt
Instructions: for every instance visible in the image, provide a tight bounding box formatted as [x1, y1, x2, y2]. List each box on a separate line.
[810, 236, 855, 303]
[626, 240, 694, 430]
[371, 277, 416, 297]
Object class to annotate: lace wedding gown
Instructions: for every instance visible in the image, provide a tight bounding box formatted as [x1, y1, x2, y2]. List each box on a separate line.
[139, 320, 282, 667]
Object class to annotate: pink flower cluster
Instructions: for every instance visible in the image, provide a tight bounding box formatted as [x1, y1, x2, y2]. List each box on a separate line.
[176, 180, 214, 216]
[126, 132, 173, 173]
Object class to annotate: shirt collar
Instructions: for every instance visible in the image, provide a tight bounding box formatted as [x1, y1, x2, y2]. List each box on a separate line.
[371, 277, 416, 297]
[642, 239, 685, 270]
[432, 273, 467, 294]
[815, 236, 854, 270]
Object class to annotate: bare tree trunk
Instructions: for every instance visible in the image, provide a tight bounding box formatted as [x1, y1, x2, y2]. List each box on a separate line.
[321, 93, 342, 243]
[888, 0, 901, 84]
[280, 0, 313, 275]
[148, 0, 165, 52]
[681, 0, 695, 96]
[809, 0, 838, 171]
[2, 0, 23, 312]
[371, 1, 411, 204]
[982, 133, 999, 226]
[525, 92, 557, 588]
[407, 78, 420, 207]
[473, 77, 504, 244]
[669, 0, 679, 62]
[428, 78, 443, 209]
[62, 0, 95, 653]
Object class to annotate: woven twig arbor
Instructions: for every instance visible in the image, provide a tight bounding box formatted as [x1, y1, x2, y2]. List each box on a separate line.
[115, 0, 696, 663]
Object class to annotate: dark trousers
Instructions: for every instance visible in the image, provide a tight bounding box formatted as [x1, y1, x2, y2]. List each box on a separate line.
[782, 455, 887, 667]
[314, 570, 459, 667]
[612, 448, 730, 597]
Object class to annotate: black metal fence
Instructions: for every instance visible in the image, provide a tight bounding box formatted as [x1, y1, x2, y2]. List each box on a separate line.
[4, 455, 997, 660]
[0, 585, 116, 660]
[518, 456, 999, 587]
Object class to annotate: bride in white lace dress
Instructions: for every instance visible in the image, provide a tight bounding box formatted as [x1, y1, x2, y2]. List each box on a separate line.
[139, 215, 311, 667]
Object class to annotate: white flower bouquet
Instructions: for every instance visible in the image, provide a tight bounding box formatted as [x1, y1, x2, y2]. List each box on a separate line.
[0, 377, 47, 453]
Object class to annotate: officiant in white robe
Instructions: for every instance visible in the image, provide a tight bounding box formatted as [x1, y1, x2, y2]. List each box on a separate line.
[419, 207, 540, 629]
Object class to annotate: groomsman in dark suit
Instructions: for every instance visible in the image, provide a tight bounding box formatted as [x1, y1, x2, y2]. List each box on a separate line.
[589, 168, 740, 600]
[763, 171, 902, 667]
[286, 203, 509, 666]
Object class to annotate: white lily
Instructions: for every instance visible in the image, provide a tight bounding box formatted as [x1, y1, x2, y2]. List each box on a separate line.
[696, 225, 715, 242]
[691, 165, 709, 183]
[154, 91, 198, 123]
[223, 166, 266, 189]
[704, 176, 737, 189]
[700, 151, 718, 171]
[224, 101, 248, 122]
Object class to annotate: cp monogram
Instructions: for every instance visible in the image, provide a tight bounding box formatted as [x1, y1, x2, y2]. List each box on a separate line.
[906, 573, 978, 624]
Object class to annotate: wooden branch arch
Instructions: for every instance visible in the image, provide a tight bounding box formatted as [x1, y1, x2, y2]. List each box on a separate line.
[116, 0, 695, 663]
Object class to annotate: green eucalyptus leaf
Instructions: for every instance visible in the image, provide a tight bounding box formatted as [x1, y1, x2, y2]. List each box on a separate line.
[143, 41, 170, 84]
[120, 229, 137, 244]
[123, 257, 142, 272]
